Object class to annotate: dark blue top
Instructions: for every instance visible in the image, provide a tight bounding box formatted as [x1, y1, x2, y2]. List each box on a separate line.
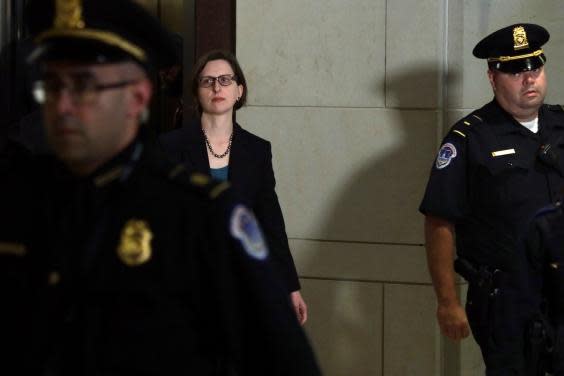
[420, 100, 564, 268]
[210, 165, 229, 181]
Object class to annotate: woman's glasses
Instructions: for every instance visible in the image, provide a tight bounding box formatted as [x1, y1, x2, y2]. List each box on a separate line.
[198, 74, 237, 88]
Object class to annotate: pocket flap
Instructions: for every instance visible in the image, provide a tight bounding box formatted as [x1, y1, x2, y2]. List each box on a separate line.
[485, 156, 531, 175]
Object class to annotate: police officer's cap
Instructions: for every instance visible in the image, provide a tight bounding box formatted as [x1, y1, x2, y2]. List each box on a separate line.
[25, 0, 177, 73]
[473, 23, 549, 73]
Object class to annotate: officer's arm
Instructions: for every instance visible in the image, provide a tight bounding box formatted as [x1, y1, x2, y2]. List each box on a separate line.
[425, 215, 470, 341]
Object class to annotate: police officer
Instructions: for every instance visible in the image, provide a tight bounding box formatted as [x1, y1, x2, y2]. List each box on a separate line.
[420, 23, 564, 375]
[21, 0, 321, 375]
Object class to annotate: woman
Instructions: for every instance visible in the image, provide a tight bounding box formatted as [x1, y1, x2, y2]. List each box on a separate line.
[159, 50, 307, 324]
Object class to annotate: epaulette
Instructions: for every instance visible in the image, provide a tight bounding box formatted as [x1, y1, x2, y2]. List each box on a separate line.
[167, 164, 231, 200]
[449, 111, 484, 139]
[546, 104, 564, 112]
[0, 242, 27, 257]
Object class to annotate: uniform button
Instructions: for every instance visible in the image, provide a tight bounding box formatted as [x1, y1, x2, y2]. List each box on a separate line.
[507, 162, 513, 167]
[47, 271, 61, 286]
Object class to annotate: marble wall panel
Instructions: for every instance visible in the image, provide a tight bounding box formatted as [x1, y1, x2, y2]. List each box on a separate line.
[386, 0, 443, 109]
[236, 0, 386, 107]
[301, 278, 383, 376]
[383, 284, 440, 375]
[237, 106, 438, 245]
[290, 239, 430, 284]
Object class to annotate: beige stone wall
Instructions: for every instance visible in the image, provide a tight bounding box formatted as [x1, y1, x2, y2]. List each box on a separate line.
[236, 1, 564, 375]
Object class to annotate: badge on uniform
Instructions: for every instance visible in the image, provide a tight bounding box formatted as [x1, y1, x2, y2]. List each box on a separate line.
[513, 26, 529, 50]
[117, 219, 153, 266]
[230, 205, 269, 261]
[436, 143, 457, 169]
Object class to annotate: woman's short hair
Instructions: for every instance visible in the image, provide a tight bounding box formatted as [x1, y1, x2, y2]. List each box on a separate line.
[191, 49, 247, 114]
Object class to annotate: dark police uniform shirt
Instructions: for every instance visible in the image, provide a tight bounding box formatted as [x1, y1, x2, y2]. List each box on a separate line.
[526, 203, 564, 318]
[0, 148, 40, 374]
[420, 100, 564, 270]
[28, 139, 320, 376]
[525, 203, 564, 374]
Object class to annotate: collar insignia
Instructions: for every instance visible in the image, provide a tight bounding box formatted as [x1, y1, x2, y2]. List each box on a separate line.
[117, 219, 153, 266]
[93, 166, 123, 188]
[190, 172, 210, 187]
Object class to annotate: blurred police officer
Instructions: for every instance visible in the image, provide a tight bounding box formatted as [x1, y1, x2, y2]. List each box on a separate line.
[21, 0, 321, 375]
[0, 149, 37, 374]
[420, 23, 564, 375]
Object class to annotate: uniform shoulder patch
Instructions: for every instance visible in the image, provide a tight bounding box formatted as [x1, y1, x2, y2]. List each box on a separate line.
[230, 205, 269, 261]
[436, 142, 457, 169]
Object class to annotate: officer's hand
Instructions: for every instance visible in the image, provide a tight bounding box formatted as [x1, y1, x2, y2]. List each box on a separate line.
[437, 302, 470, 341]
[290, 291, 308, 325]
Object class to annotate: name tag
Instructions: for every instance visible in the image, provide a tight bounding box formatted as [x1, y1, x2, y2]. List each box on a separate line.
[491, 149, 516, 157]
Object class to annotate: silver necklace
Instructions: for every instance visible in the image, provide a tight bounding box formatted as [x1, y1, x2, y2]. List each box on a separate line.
[203, 129, 233, 159]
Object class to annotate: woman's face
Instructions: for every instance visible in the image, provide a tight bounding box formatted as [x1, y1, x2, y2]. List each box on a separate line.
[197, 59, 243, 116]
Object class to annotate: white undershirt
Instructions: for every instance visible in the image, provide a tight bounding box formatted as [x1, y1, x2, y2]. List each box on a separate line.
[520, 117, 539, 133]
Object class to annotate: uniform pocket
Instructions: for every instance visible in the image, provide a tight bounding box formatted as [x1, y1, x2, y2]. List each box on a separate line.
[485, 156, 530, 175]
[481, 157, 532, 206]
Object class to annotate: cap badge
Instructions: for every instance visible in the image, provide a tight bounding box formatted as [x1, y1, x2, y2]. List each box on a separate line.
[54, 0, 85, 30]
[117, 219, 153, 266]
[513, 26, 529, 51]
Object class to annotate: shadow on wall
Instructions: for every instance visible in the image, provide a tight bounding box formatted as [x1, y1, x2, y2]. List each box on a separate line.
[314, 64, 448, 246]
[299, 65, 465, 376]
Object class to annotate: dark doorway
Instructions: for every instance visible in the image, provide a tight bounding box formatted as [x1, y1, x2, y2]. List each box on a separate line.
[0, 0, 237, 149]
